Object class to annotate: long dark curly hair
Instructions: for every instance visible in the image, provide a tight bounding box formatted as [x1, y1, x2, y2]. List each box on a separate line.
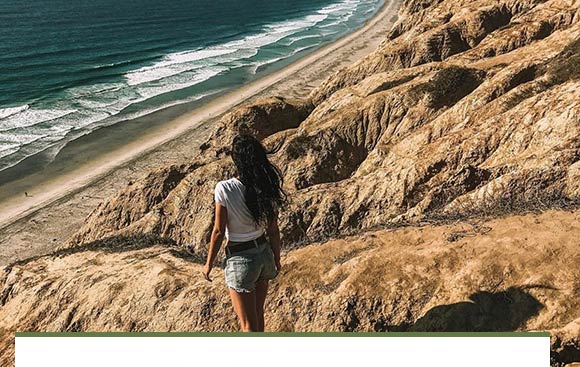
[230, 134, 286, 226]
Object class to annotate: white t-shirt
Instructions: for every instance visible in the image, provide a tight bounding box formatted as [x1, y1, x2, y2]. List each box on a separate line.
[214, 178, 265, 241]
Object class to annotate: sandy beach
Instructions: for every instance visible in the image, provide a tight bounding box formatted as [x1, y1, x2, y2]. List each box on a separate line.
[0, 0, 401, 265]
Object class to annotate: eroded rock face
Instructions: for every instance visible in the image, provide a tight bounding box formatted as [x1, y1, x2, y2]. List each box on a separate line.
[2, 211, 579, 365]
[1, 2, 579, 366]
[66, 0, 579, 254]
[311, 0, 579, 103]
[199, 96, 314, 157]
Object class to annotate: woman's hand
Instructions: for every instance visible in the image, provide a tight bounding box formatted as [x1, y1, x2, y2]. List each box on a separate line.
[202, 263, 213, 281]
[267, 212, 282, 274]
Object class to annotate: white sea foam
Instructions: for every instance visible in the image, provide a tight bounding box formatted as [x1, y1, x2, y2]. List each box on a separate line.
[264, 14, 328, 33]
[135, 66, 229, 100]
[0, 131, 48, 153]
[319, 20, 343, 29]
[71, 82, 139, 107]
[0, 105, 30, 120]
[68, 82, 125, 98]
[0, 138, 68, 172]
[251, 56, 287, 74]
[251, 44, 318, 74]
[125, 48, 237, 86]
[123, 11, 330, 87]
[0, 143, 20, 160]
[318, 0, 359, 15]
[120, 88, 227, 123]
[59, 67, 227, 133]
[215, 48, 259, 67]
[281, 34, 321, 46]
[293, 44, 318, 54]
[59, 111, 112, 131]
[0, 108, 77, 133]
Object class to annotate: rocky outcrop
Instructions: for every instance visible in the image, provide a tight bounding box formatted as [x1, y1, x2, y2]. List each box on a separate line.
[66, 0, 579, 254]
[2, 210, 579, 365]
[311, 0, 579, 103]
[199, 96, 314, 157]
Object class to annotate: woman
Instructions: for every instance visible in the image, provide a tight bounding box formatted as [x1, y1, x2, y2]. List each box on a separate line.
[203, 134, 285, 332]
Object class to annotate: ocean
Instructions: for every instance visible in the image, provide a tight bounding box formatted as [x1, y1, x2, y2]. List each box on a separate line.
[0, 0, 383, 177]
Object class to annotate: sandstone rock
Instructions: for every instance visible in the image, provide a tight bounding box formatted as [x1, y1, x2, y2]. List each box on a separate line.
[199, 96, 313, 157]
[2, 210, 578, 365]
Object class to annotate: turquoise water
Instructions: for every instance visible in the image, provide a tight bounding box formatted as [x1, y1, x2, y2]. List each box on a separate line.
[0, 0, 383, 173]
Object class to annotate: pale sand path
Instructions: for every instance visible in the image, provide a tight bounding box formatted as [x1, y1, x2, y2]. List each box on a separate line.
[0, 0, 401, 265]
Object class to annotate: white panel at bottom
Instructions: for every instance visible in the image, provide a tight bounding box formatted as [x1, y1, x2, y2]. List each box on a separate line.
[15, 336, 550, 367]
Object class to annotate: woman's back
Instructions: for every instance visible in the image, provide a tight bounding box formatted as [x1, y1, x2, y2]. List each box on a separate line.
[204, 134, 284, 332]
[214, 177, 264, 242]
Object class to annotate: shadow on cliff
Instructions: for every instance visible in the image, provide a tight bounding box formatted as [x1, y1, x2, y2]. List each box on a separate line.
[3, 233, 205, 272]
[384, 287, 545, 332]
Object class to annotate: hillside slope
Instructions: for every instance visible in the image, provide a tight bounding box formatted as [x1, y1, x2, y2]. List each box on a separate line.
[1, 211, 579, 365]
[65, 0, 579, 254]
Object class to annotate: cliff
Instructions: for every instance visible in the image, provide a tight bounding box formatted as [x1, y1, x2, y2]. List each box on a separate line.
[1, 0, 579, 365]
[66, 0, 579, 253]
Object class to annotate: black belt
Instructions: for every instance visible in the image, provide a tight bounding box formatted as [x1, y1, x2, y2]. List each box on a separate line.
[226, 234, 267, 254]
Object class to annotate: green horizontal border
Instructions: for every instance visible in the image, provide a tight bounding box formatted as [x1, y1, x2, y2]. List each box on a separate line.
[16, 332, 550, 337]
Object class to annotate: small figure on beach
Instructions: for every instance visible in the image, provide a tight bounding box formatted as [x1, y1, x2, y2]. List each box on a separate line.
[203, 134, 285, 332]
[24, 191, 29, 197]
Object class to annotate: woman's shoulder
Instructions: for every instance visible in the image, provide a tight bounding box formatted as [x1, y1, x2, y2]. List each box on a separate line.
[216, 178, 242, 190]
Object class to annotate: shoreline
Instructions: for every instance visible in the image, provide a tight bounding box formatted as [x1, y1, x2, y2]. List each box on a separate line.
[0, 0, 402, 265]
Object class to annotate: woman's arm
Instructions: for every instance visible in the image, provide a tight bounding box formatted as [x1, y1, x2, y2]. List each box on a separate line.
[203, 202, 227, 281]
[266, 210, 282, 272]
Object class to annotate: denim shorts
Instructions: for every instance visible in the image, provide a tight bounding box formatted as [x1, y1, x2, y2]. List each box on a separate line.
[223, 240, 278, 293]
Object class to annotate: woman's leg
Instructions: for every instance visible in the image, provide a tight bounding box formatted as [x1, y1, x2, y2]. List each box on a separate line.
[255, 280, 269, 332]
[228, 288, 258, 332]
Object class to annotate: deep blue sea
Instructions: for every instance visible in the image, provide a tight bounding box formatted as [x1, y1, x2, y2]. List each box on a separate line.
[0, 0, 382, 173]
